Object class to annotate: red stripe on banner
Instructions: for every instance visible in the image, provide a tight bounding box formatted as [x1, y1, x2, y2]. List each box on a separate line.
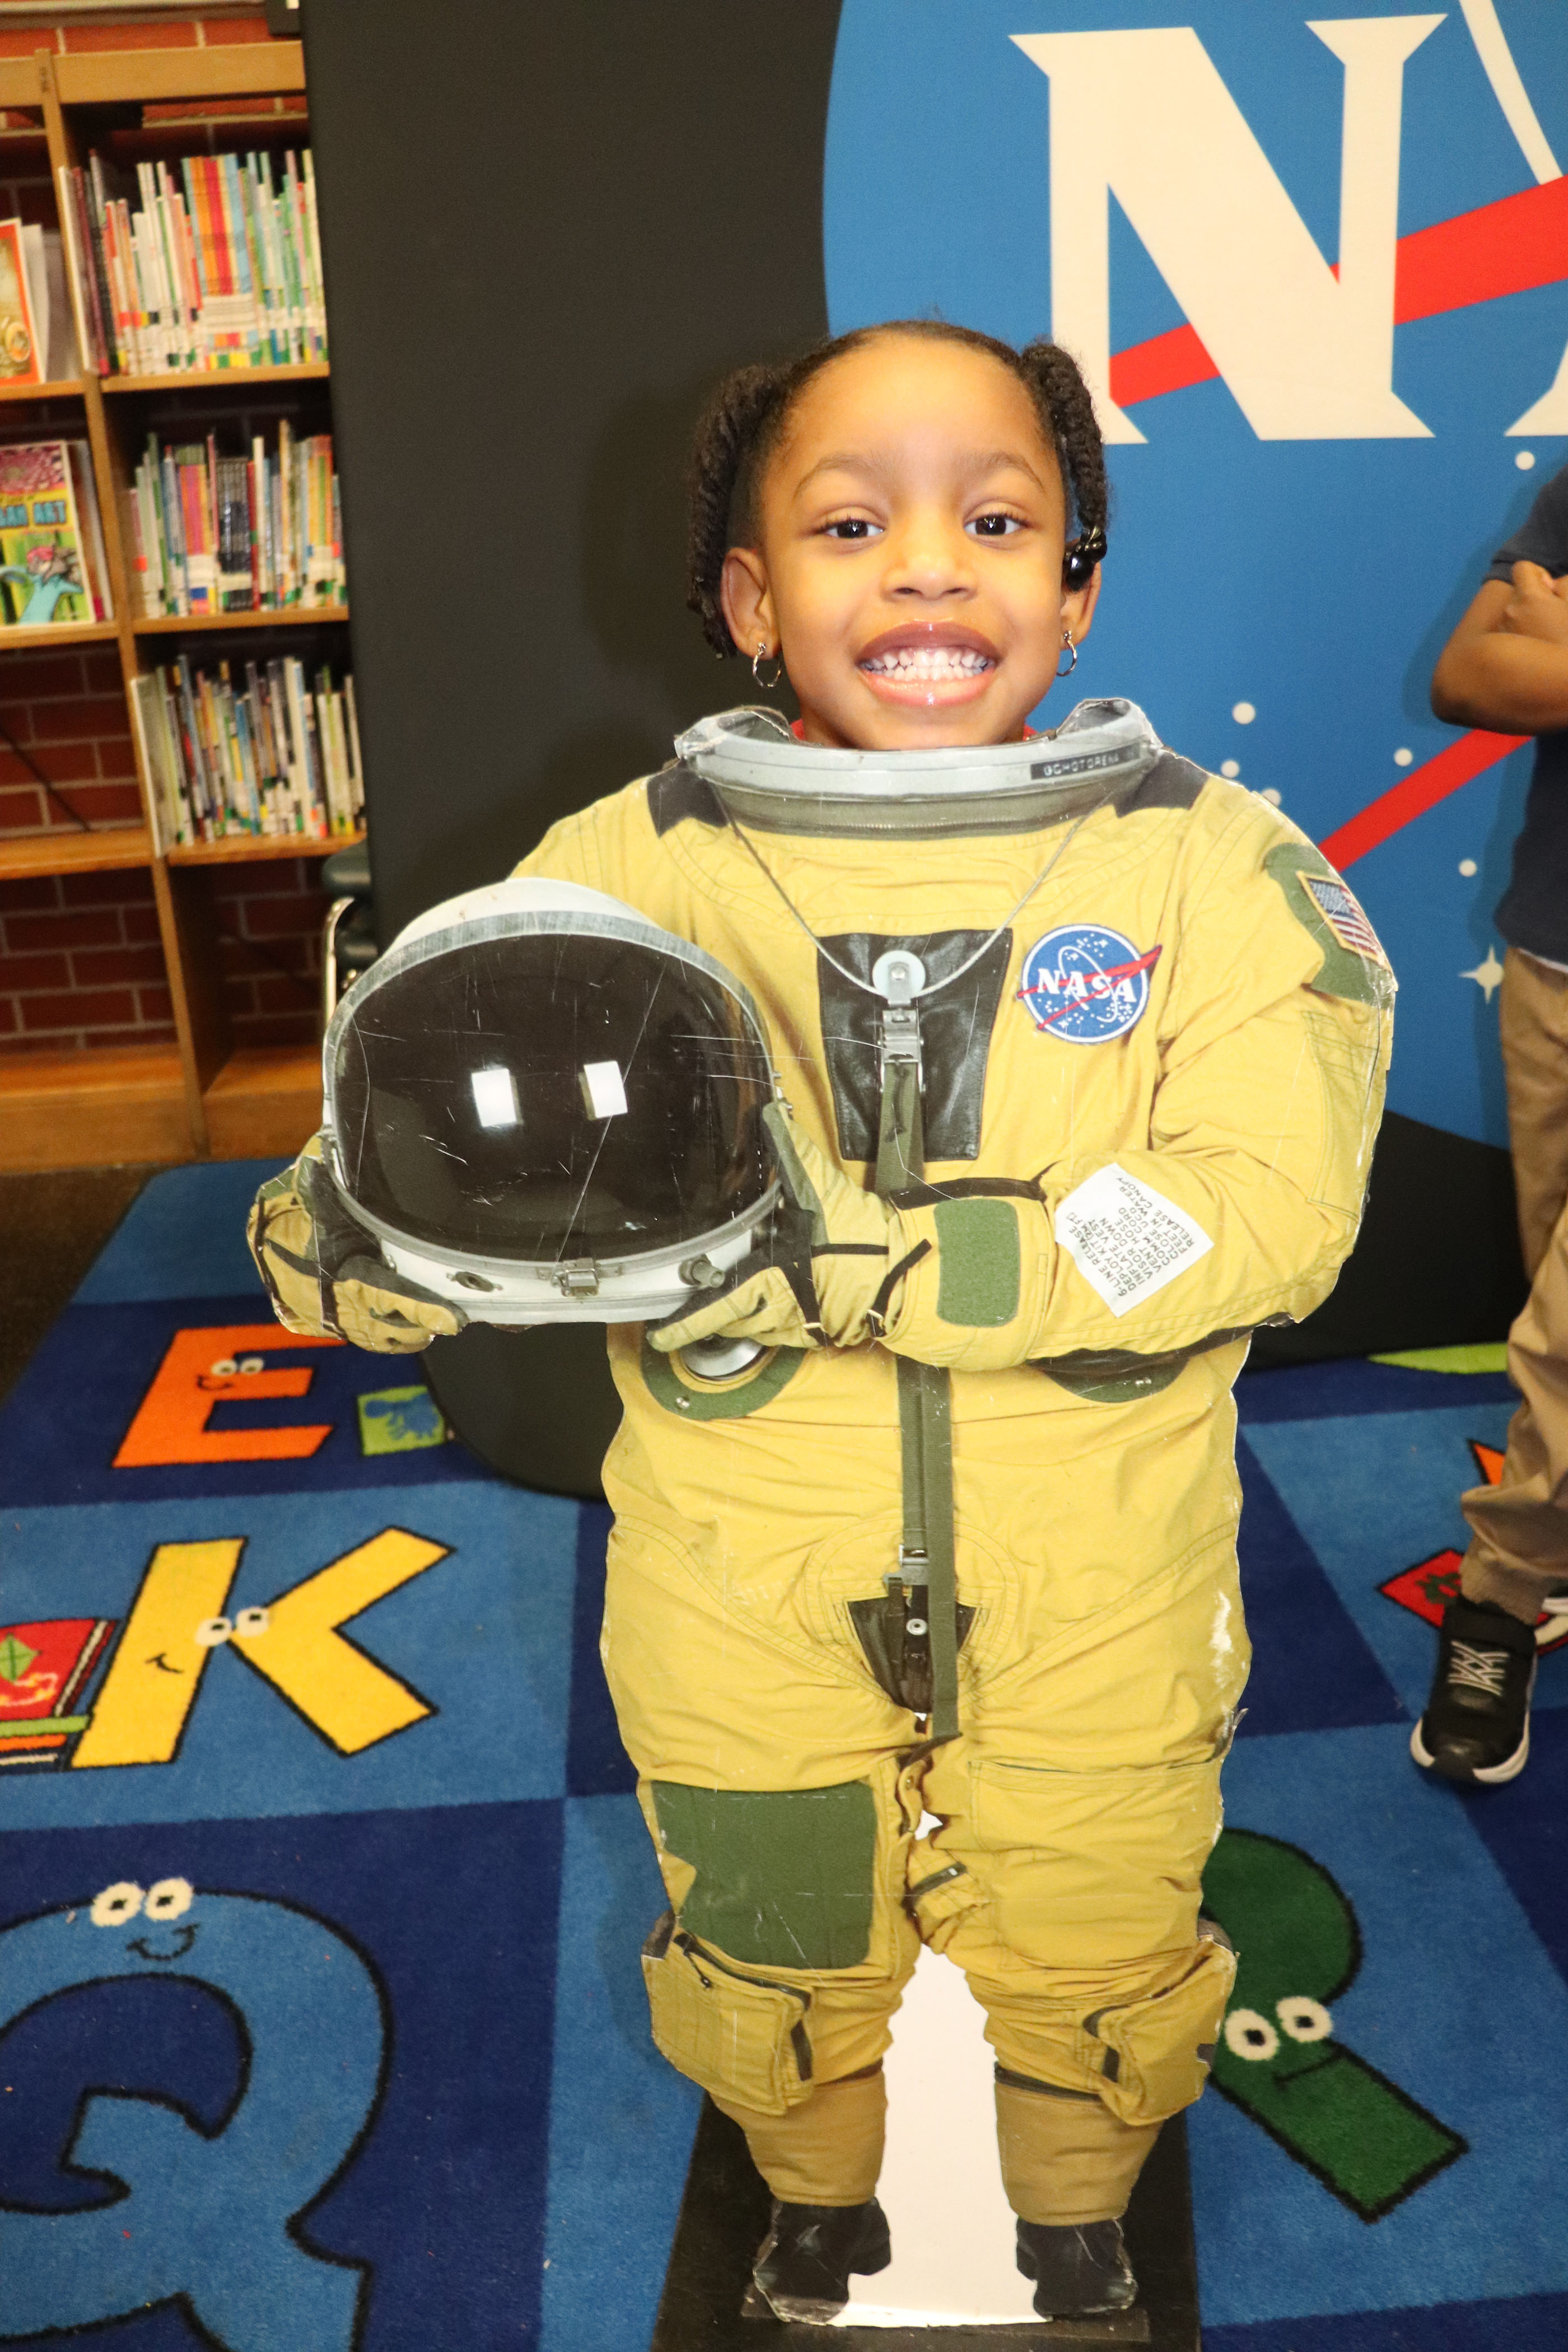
[1109, 324, 1218, 407]
[1110, 176, 1568, 409]
[1396, 176, 1568, 325]
[1318, 731, 1529, 871]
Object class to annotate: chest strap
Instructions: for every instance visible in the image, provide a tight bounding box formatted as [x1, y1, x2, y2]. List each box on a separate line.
[875, 1040, 960, 1745]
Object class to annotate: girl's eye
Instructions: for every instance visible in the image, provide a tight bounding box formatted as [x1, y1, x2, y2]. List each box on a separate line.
[822, 517, 881, 542]
[968, 512, 1024, 539]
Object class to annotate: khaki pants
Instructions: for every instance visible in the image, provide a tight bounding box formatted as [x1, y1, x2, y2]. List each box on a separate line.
[1461, 949, 1568, 1620]
[1500, 948, 1568, 1282]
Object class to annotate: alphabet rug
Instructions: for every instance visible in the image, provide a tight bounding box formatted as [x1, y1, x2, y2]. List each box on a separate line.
[0, 1163, 1561, 2349]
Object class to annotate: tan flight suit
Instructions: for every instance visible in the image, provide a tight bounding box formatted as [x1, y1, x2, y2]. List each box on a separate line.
[502, 740, 1392, 2222]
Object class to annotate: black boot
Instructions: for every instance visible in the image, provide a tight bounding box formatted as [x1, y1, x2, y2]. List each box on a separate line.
[745, 2197, 891, 2323]
[1411, 1594, 1536, 1785]
[1016, 2216, 1137, 2318]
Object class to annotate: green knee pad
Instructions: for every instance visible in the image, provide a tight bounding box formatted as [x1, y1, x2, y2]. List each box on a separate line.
[653, 1781, 879, 1970]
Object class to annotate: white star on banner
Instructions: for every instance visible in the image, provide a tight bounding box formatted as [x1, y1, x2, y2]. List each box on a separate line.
[1462, 948, 1505, 1002]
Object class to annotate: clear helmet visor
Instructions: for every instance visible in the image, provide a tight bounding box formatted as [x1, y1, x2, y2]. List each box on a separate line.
[324, 886, 774, 1280]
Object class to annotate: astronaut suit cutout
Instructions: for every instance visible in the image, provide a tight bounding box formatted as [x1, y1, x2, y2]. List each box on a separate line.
[253, 698, 1391, 2270]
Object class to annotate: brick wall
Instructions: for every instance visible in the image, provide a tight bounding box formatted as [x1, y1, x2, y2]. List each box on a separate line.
[214, 857, 323, 1051]
[0, 7, 325, 1060]
[0, 857, 323, 1052]
[0, 867, 170, 1052]
[0, 645, 141, 833]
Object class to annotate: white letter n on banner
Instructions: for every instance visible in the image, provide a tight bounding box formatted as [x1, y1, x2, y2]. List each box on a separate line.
[1012, 17, 1444, 443]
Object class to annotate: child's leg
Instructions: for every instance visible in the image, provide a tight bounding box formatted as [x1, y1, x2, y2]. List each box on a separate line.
[600, 1486, 926, 2206]
[635, 1755, 920, 2201]
[711, 2065, 887, 2204]
[912, 1533, 1245, 2223]
[993, 2075, 1159, 2224]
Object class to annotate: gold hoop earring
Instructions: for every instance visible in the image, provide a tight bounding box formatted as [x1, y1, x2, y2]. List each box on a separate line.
[752, 640, 784, 691]
[1056, 628, 1079, 679]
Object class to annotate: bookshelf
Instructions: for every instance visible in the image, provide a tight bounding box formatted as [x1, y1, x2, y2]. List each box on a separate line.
[0, 39, 346, 1175]
[133, 607, 347, 636]
[0, 821, 153, 881]
[102, 361, 330, 393]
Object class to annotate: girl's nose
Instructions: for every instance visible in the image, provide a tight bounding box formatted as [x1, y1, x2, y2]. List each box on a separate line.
[883, 516, 974, 599]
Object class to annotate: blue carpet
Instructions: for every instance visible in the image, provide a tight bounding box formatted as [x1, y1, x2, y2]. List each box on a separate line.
[0, 1160, 1560, 2346]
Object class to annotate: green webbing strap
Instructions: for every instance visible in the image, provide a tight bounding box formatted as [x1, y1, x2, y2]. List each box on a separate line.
[875, 1058, 925, 1200]
[875, 1053, 961, 1744]
[897, 1357, 960, 1743]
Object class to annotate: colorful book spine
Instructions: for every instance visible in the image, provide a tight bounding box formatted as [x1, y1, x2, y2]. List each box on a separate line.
[55, 167, 95, 375]
[64, 168, 107, 375]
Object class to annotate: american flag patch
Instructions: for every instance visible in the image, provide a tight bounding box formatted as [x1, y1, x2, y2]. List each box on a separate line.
[1301, 872, 1386, 964]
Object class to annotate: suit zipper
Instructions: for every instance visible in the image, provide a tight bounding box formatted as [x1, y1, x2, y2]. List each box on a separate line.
[674, 1928, 815, 2081]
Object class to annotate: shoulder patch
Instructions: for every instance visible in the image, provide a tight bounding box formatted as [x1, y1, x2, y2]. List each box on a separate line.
[647, 762, 724, 837]
[1116, 751, 1207, 816]
[1263, 839, 1395, 1007]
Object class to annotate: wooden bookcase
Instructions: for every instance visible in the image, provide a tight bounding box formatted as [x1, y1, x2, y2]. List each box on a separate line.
[0, 36, 356, 1174]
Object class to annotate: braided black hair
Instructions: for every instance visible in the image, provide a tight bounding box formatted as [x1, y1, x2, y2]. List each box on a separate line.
[685, 320, 1109, 659]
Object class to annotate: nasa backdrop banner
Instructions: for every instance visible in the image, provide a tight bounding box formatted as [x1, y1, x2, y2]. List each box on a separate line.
[828, 0, 1566, 1172]
[307, 0, 1560, 1393]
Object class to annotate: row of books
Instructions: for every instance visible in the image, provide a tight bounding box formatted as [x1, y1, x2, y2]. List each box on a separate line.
[59, 148, 326, 379]
[0, 440, 111, 626]
[133, 655, 362, 847]
[127, 424, 343, 618]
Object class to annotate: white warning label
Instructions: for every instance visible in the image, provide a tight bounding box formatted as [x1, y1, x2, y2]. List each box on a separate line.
[1056, 1163, 1214, 1316]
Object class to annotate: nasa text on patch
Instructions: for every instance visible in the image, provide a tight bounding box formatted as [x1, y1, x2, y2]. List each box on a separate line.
[1017, 924, 1161, 1045]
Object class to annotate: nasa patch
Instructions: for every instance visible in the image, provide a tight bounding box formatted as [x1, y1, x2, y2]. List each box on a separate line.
[1018, 924, 1161, 1045]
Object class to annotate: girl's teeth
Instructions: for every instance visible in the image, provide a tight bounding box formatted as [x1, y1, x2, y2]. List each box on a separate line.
[861, 646, 993, 679]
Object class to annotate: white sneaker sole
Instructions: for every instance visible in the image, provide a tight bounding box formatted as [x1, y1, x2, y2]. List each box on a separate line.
[1410, 1715, 1530, 1783]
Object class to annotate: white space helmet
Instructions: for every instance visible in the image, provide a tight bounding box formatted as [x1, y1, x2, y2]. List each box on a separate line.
[321, 878, 778, 1322]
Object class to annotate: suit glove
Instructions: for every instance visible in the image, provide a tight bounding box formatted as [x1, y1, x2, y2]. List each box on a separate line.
[248, 1133, 465, 1354]
[649, 1100, 904, 1353]
[651, 1099, 1058, 1368]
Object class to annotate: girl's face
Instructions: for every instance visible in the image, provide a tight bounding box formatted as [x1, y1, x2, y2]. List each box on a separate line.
[720, 334, 1100, 752]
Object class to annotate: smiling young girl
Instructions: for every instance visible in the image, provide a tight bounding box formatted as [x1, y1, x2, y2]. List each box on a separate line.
[254, 321, 1392, 2324]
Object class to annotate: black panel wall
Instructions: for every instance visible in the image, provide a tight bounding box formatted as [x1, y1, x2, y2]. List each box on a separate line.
[302, 0, 840, 941]
[301, 0, 841, 1490]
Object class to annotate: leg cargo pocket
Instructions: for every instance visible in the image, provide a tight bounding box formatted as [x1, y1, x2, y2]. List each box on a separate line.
[1074, 1938, 1236, 2126]
[641, 1910, 814, 2117]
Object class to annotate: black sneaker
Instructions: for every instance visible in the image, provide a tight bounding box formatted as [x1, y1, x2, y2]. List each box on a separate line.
[744, 2197, 891, 2323]
[1015, 2216, 1137, 2318]
[1411, 1595, 1536, 1785]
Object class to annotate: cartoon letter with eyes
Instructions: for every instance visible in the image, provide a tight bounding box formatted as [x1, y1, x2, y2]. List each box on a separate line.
[1201, 1828, 1466, 2222]
[0, 1879, 385, 2348]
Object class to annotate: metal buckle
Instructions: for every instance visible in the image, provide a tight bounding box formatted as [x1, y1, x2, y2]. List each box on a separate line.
[879, 1004, 923, 1090]
[552, 1260, 600, 1298]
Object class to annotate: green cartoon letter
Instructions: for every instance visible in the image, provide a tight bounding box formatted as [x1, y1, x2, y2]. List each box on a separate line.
[1201, 1828, 1466, 2222]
